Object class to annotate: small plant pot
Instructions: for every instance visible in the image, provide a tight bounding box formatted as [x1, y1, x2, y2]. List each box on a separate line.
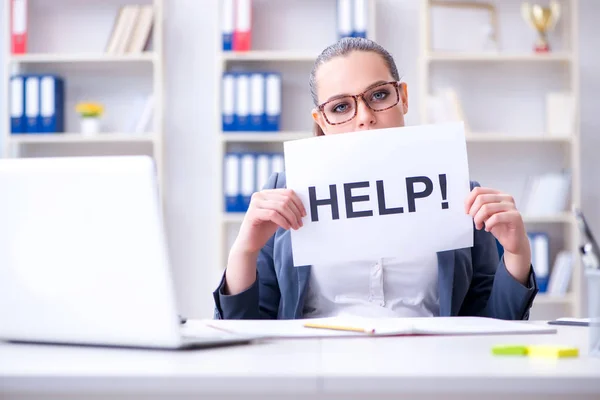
[80, 117, 100, 136]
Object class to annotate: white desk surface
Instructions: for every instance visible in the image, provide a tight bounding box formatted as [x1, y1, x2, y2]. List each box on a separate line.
[1, 322, 599, 400]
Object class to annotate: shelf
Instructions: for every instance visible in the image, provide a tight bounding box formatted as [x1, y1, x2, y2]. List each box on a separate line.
[221, 131, 313, 142]
[466, 134, 572, 143]
[223, 213, 246, 223]
[9, 133, 157, 144]
[9, 53, 156, 64]
[425, 52, 573, 63]
[534, 293, 574, 305]
[522, 213, 573, 224]
[222, 51, 318, 62]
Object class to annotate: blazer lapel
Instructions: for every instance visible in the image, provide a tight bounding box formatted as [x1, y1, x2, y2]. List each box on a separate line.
[437, 250, 455, 316]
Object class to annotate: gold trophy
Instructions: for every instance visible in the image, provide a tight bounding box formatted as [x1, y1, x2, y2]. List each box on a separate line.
[521, 1, 561, 52]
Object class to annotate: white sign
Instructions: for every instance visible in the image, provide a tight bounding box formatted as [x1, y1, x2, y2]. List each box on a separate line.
[283, 122, 473, 266]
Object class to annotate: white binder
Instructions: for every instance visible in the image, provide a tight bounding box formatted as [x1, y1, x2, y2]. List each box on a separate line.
[337, 0, 353, 39]
[222, 73, 236, 131]
[25, 75, 40, 133]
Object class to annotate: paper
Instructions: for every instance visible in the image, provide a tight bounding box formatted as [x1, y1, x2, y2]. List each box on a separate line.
[283, 122, 473, 266]
[200, 317, 556, 339]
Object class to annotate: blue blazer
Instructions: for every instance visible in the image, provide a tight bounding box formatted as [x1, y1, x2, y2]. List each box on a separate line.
[213, 172, 539, 320]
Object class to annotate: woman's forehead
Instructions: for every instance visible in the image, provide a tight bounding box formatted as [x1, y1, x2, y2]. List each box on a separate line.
[316, 51, 393, 100]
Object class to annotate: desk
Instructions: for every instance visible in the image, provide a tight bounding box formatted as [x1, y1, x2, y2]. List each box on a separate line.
[1, 324, 599, 400]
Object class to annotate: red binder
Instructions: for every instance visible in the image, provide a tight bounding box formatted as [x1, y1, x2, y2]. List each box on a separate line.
[10, 0, 27, 54]
[233, 0, 251, 51]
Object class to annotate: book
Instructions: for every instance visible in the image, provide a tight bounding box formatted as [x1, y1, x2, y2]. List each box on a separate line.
[202, 316, 557, 339]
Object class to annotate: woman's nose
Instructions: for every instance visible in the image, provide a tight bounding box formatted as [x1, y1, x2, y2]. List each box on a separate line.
[355, 97, 376, 129]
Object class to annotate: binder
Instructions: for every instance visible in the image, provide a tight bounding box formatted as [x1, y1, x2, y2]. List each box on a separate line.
[528, 232, 549, 293]
[222, 73, 236, 131]
[271, 152, 285, 175]
[10, 75, 25, 134]
[240, 152, 256, 211]
[235, 73, 251, 131]
[265, 72, 281, 132]
[337, 0, 353, 40]
[250, 73, 266, 131]
[10, 0, 27, 54]
[256, 153, 271, 191]
[222, 0, 234, 51]
[352, 0, 368, 38]
[39, 75, 64, 133]
[233, 0, 252, 51]
[24, 75, 40, 133]
[224, 153, 241, 212]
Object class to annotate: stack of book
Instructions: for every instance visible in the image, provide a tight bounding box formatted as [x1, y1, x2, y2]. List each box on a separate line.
[105, 5, 154, 54]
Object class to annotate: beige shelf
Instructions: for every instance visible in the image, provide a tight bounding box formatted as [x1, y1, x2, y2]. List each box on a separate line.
[9, 133, 157, 144]
[426, 52, 573, 62]
[221, 51, 318, 62]
[223, 212, 246, 223]
[9, 53, 157, 63]
[522, 213, 573, 224]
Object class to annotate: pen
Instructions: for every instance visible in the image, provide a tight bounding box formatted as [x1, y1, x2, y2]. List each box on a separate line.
[303, 322, 375, 334]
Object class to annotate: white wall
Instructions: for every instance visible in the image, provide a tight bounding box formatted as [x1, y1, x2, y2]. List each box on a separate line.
[0, 0, 598, 319]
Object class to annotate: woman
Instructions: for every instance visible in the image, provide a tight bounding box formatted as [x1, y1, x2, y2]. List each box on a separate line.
[213, 37, 538, 320]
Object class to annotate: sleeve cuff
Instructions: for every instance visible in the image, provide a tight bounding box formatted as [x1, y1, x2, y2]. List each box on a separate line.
[212, 270, 260, 319]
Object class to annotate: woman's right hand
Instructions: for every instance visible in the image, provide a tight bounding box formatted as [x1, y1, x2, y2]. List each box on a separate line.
[232, 189, 307, 255]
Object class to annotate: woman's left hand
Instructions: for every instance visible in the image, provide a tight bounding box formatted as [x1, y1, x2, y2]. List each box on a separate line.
[464, 186, 531, 285]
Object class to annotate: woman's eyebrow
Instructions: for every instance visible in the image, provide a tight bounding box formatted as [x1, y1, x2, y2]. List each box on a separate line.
[325, 80, 390, 103]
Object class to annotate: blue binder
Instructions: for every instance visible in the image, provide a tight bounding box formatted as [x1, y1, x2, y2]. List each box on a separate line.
[265, 72, 281, 132]
[352, 0, 367, 38]
[222, 0, 234, 51]
[39, 75, 65, 133]
[528, 231, 550, 293]
[10, 75, 25, 134]
[239, 152, 256, 211]
[337, 0, 353, 39]
[249, 73, 266, 131]
[224, 153, 241, 212]
[222, 73, 236, 132]
[24, 75, 41, 133]
[234, 73, 251, 132]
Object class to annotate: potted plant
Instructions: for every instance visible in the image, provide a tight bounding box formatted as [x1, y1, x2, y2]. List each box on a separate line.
[75, 102, 104, 136]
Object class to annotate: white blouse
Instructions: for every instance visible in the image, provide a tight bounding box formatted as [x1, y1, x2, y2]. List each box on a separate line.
[302, 252, 440, 319]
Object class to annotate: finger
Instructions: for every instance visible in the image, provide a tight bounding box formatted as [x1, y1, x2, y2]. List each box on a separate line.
[258, 198, 300, 229]
[464, 186, 501, 213]
[271, 191, 305, 224]
[255, 208, 292, 230]
[483, 210, 520, 232]
[263, 193, 304, 227]
[468, 193, 515, 217]
[473, 202, 514, 230]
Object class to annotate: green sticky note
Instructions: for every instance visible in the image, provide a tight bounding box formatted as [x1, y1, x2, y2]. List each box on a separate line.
[492, 344, 528, 356]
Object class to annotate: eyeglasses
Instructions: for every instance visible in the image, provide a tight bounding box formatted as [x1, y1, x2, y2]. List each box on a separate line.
[315, 81, 402, 125]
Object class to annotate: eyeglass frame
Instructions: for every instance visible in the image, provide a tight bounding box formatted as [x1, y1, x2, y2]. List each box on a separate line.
[313, 80, 404, 126]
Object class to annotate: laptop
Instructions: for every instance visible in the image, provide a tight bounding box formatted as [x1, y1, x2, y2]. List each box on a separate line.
[0, 155, 257, 350]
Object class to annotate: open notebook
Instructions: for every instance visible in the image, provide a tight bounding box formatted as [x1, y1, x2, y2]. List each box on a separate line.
[195, 316, 557, 339]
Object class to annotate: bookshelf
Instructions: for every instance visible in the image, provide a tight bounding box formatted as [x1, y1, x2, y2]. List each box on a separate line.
[2, 0, 165, 193]
[216, 0, 377, 271]
[419, 0, 581, 318]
